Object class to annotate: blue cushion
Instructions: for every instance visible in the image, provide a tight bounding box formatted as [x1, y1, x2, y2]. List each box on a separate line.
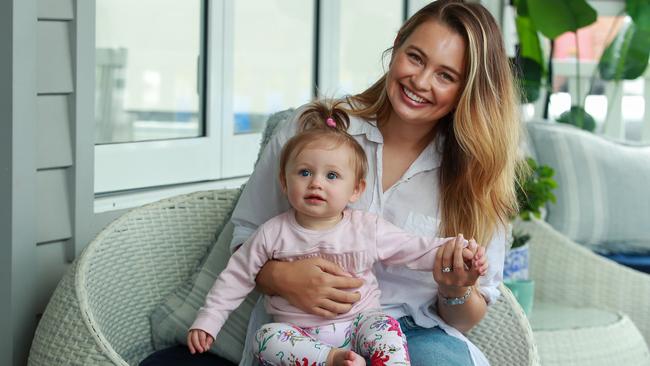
[599, 253, 650, 274]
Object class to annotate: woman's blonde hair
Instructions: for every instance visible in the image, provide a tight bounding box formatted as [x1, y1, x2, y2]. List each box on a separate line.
[346, 0, 523, 245]
[278, 100, 368, 188]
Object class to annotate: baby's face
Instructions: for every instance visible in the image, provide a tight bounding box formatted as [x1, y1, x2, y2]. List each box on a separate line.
[283, 143, 362, 221]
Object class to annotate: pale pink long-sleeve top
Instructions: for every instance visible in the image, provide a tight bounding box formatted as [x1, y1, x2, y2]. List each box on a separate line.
[191, 208, 451, 339]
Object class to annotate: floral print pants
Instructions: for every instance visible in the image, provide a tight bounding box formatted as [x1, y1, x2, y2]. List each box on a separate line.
[253, 309, 410, 366]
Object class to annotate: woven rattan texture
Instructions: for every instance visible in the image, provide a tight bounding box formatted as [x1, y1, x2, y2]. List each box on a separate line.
[535, 314, 650, 365]
[518, 218, 650, 347]
[467, 284, 539, 366]
[29, 189, 240, 366]
[28, 260, 114, 366]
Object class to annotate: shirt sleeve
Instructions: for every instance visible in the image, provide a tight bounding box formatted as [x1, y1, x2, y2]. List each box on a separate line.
[191, 226, 271, 339]
[374, 216, 452, 270]
[229, 109, 302, 252]
[478, 226, 506, 306]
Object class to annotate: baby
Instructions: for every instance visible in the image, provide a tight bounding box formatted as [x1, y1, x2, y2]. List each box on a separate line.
[188, 101, 487, 365]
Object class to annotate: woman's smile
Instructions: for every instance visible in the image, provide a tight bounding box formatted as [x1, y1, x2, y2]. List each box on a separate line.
[401, 85, 430, 105]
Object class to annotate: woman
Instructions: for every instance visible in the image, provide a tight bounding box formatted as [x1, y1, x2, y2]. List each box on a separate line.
[141, 0, 521, 365]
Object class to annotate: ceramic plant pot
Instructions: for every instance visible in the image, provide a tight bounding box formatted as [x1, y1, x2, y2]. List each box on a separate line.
[504, 243, 529, 281]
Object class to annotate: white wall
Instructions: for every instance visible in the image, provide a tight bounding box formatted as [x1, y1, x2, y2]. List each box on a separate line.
[1, 1, 124, 364]
[1, 1, 39, 365]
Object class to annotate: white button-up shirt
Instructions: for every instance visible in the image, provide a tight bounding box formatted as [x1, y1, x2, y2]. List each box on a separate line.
[231, 106, 505, 366]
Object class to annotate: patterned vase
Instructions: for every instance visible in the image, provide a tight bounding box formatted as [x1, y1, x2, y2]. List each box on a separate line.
[503, 244, 529, 281]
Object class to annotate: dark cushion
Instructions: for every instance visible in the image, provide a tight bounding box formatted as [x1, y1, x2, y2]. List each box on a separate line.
[599, 253, 650, 274]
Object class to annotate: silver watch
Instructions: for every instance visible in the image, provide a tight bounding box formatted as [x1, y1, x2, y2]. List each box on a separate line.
[440, 287, 472, 306]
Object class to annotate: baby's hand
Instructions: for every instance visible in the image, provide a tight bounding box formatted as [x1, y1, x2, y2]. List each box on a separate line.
[187, 329, 214, 354]
[461, 239, 488, 276]
[472, 243, 488, 276]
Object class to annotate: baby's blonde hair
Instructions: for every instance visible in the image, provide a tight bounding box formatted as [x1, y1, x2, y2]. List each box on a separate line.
[278, 101, 368, 188]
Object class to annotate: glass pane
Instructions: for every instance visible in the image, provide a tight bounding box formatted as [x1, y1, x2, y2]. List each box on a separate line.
[547, 15, 647, 140]
[552, 16, 625, 62]
[95, 0, 203, 144]
[233, 0, 314, 134]
[550, 15, 627, 113]
[339, 0, 403, 95]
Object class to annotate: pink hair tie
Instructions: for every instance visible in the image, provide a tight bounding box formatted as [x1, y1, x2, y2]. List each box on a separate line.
[326, 117, 336, 128]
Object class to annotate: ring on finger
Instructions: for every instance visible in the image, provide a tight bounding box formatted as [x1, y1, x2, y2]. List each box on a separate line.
[442, 266, 452, 273]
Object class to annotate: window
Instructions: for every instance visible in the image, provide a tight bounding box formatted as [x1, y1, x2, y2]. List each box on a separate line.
[223, 0, 314, 177]
[94, 0, 407, 202]
[547, 14, 648, 141]
[548, 16, 625, 123]
[231, 0, 313, 136]
[95, 0, 204, 144]
[518, 1, 648, 142]
[338, 0, 402, 95]
[94, 0, 214, 193]
[318, 0, 404, 97]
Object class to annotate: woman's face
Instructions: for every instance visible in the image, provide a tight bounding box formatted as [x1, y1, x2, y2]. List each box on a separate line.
[386, 20, 467, 128]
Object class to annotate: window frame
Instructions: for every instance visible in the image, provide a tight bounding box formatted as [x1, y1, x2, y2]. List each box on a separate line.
[94, 0, 221, 194]
[94, 0, 410, 207]
[219, 0, 317, 178]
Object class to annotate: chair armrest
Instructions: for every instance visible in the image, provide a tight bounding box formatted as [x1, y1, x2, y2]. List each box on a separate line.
[29, 189, 241, 366]
[467, 284, 540, 366]
[516, 218, 650, 343]
[29, 260, 117, 366]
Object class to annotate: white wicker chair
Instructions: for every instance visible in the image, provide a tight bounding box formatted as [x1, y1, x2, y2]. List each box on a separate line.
[28, 189, 539, 366]
[518, 218, 650, 342]
[515, 218, 650, 365]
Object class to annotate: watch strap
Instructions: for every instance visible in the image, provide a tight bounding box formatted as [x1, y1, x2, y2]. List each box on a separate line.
[440, 287, 472, 306]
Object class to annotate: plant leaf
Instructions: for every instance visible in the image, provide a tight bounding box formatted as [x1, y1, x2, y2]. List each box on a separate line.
[517, 57, 543, 102]
[514, 0, 530, 17]
[515, 157, 557, 222]
[627, 0, 650, 32]
[556, 105, 596, 131]
[528, 0, 597, 39]
[599, 21, 650, 80]
[512, 6, 544, 102]
[516, 16, 544, 65]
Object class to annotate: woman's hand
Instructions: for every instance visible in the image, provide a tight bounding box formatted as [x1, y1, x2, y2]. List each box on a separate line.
[433, 235, 489, 332]
[187, 329, 214, 354]
[433, 235, 487, 297]
[256, 258, 364, 318]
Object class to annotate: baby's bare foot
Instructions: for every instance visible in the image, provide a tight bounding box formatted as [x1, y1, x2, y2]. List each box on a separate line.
[327, 348, 365, 366]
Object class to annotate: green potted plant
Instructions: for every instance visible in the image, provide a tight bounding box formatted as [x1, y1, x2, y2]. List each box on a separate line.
[504, 157, 557, 315]
[504, 158, 557, 279]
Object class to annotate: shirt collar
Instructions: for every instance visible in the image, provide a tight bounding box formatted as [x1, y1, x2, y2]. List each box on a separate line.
[417, 138, 443, 172]
[347, 115, 442, 172]
[347, 116, 384, 143]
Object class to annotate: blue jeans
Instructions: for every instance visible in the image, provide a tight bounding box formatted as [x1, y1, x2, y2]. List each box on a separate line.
[398, 316, 473, 366]
[139, 317, 472, 366]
